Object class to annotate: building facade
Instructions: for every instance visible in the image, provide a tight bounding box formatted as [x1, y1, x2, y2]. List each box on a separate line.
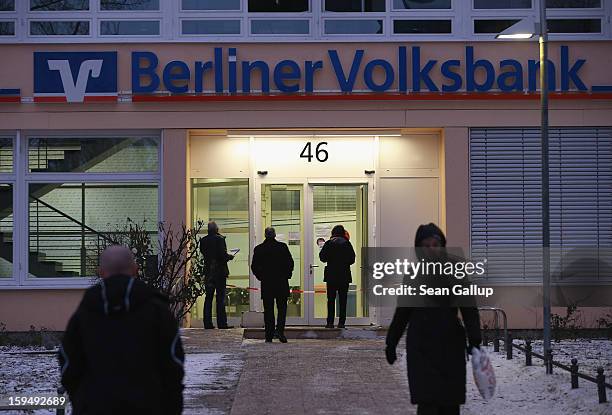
[1, 0, 611, 330]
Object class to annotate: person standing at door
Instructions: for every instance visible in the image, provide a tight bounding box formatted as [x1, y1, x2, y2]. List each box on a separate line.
[319, 224, 356, 329]
[251, 227, 294, 343]
[200, 221, 235, 329]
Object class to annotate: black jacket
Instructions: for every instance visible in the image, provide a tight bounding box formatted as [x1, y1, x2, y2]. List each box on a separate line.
[200, 232, 233, 285]
[251, 238, 294, 299]
[58, 275, 184, 415]
[319, 236, 356, 285]
[386, 304, 481, 406]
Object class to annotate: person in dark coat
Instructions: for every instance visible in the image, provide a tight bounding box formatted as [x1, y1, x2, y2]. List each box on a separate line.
[200, 221, 235, 329]
[58, 245, 184, 415]
[385, 223, 481, 415]
[319, 224, 356, 328]
[251, 227, 294, 343]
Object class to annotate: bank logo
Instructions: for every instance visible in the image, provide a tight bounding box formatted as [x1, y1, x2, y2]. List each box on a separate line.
[34, 52, 117, 103]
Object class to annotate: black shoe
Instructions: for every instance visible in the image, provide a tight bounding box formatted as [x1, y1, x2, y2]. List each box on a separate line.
[218, 325, 234, 329]
[278, 334, 288, 343]
[204, 325, 215, 329]
[325, 323, 334, 329]
[265, 338, 273, 343]
[337, 323, 346, 329]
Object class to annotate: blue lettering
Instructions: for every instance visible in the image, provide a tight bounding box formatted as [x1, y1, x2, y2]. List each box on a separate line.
[441, 59, 462, 92]
[412, 47, 438, 92]
[561, 45, 586, 91]
[305, 60, 323, 93]
[497, 59, 523, 92]
[274, 60, 301, 93]
[195, 61, 213, 93]
[364, 59, 394, 92]
[398, 46, 408, 93]
[163, 60, 190, 94]
[228, 48, 237, 94]
[242, 61, 270, 93]
[214, 47, 223, 93]
[131, 51, 159, 93]
[328, 49, 363, 92]
[528, 60, 556, 92]
[466, 46, 495, 92]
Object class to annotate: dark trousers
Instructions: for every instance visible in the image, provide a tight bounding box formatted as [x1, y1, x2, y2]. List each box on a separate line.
[417, 404, 460, 415]
[204, 283, 227, 328]
[262, 295, 287, 340]
[326, 282, 349, 325]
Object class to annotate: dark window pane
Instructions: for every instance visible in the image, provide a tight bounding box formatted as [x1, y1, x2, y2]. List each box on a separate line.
[251, 19, 309, 34]
[393, 0, 451, 9]
[325, 19, 383, 34]
[474, 0, 531, 8]
[325, 0, 385, 12]
[182, 19, 240, 35]
[101, 20, 160, 35]
[0, 0, 15, 11]
[248, 0, 309, 12]
[182, 0, 240, 10]
[474, 19, 520, 34]
[0, 137, 12, 172]
[0, 184, 13, 278]
[394, 19, 451, 34]
[0, 21, 15, 35]
[29, 136, 159, 173]
[30, 21, 89, 35]
[30, 0, 89, 11]
[100, 0, 159, 10]
[546, 0, 600, 7]
[547, 18, 601, 33]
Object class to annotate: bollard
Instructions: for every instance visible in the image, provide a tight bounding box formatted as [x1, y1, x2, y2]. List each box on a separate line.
[506, 331, 513, 360]
[570, 358, 579, 389]
[56, 386, 65, 415]
[493, 313, 500, 352]
[525, 339, 532, 366]
[545, 349, 554, 374]
[597, 367, 607, 404]
[482, 324, 489, 347]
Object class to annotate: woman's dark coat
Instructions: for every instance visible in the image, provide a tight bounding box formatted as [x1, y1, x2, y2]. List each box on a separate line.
[318, 236, 356, 285]
[251, 238, 294, 299]
[385, 259, 482, 406]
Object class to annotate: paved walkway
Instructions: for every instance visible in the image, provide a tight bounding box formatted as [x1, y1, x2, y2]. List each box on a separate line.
[180, 328, 416, 415]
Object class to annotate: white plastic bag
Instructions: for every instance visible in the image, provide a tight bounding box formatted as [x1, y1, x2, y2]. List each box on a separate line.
[471, 347, 496, 400]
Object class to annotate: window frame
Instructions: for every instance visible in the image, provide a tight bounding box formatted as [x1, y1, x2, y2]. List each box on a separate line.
[0, 132, 16, 287]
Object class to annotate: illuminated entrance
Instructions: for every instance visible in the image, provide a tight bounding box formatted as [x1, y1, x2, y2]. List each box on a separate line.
[189, 131, 443, 326]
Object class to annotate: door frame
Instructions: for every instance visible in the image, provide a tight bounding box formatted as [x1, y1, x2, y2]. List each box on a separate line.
[253, 176, 376, 326]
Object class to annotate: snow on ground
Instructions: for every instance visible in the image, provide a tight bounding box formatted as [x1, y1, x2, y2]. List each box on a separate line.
[462, 345, 612, 415]
[529, 339, 612, 376]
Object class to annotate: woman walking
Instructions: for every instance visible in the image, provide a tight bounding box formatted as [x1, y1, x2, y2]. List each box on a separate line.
[385, 223, 481, 415]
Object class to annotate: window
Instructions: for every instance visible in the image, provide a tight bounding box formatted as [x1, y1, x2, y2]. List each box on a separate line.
[0, 20, 14, 35]
[393, 19, 452, 34]
[0, 137, 13, 173]
[30, 20, 90, 35]
[473, 0, 531, 8]
[28, 136, 159, 173]
[248, 0, 309, 12]
[547, 18, 601, 33]
[191, 179, 250, 318]
[325, 19, 383, 34]
[0, 0, 14, 11]
[251, 19, 309, 34]
[546, 0, 601, 7]
[100, 20, 160, 35]
[30, 0, 89, 11]
[100, 0, 159, 10]
[474, 19, 520, 34]
[28, 183, 158, 278]
[182, 20, 241, 35]
[393, 0, 451, 9]
[324, 0, 385, 12]
[182, 0, 240, 10]
[0, 184, 13, 278]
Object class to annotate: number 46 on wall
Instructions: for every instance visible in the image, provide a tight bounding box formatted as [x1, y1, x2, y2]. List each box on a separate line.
[300, 142, 328, 163]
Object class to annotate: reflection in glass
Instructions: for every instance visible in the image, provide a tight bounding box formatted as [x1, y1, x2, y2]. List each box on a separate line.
[325, 0, 385, 12]
[28, 183, 158, 278]
[0, 184, 13, 278]
[394, 19, 451, 34]
[546, 0, 600, 7]
[548, 18, 601, 33]
[325, 19, 383, 34]
[30, 21, 89, 35]
[474, 19, 520, 34]
[182, 20, 240, 35]
[100, 0, 159, 10]
[0, 137, 12, 173]
[100, 20, 160, 36]
[0, 21, 15, 35]
[473, 0, 531, 8]
[248, 0, 309, 12]
[393, 0, 451, 9]
[0, 1, 15, 11]
[251, 19, 309, 34]
[182, 0, 240, 10]
[191, 179, 250, 319]
[28, 136, 159, 173]
[30, 0, 89, 11]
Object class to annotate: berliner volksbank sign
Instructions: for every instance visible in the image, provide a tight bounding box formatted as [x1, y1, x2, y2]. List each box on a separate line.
[29, 45, 612, 103]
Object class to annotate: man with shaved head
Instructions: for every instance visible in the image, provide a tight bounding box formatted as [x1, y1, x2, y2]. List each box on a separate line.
[58, 245, 184, 415]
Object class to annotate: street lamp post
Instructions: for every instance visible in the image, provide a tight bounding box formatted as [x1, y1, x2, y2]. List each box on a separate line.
[496, 0, 552, 374]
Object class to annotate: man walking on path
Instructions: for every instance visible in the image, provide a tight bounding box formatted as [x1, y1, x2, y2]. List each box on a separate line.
[200, 221, 235, 329]
[251, 227, 294, 343]
[319, 224, 356, 328]
[58, 245, 185, 415]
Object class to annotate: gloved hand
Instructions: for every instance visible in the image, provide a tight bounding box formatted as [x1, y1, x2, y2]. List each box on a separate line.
[385, 346, 397, 365]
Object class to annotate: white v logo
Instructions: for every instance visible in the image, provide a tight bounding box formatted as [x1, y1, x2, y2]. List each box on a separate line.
[47, 59, 104, 103]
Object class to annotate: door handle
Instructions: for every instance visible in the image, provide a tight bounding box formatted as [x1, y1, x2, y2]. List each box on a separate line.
[309, 264, 319, 275]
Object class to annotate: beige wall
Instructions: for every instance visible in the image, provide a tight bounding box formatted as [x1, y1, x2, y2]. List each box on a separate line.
[0, 290, 83, 331]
